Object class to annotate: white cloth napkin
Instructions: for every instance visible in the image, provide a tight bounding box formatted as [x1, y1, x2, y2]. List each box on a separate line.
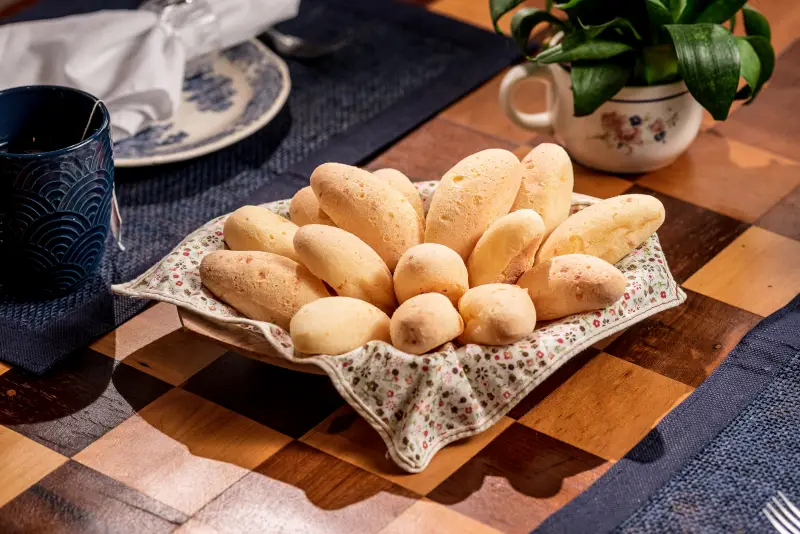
[0, 0, 299, 141]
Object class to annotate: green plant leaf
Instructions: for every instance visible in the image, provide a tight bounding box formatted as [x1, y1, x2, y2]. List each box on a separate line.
[735, 36, 760, 99]
[676, 2, 702, 23]
[555, 0, 592, 9]
[489, 0, 527, 32]
[510, 8, 565, 51]
[642, 44, 680, 84]
[536, 40, 634, 64]
[546, 0, 554, 11]
[579, 16, 642, 41]
[741, 35, 775, 100]
[667, 0, 687, 21]
[556, 0, 650, 33]
[646, 0, 673, 26]
[571, 56, 633, 116]
[728, 14, 736, 32]
[664, 23, 740, 120]
[697, 0, 748, 23]
[645, 0, 673, 42]
[680, 0, 747, 23]
[742, 5, 771, 39]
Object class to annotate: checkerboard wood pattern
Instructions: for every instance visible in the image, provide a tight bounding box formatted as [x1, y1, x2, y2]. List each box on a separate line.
[1, 2, 799, 532]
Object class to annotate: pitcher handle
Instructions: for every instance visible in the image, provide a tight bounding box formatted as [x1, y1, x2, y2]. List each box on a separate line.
[499, 62, 555, 134]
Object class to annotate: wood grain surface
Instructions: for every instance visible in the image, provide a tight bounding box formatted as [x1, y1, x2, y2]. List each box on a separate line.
[380, 499, 503, 534]
[182, 352, 344, 437]
[519, 353, 693, 461]
[717, 40, 800, 161]
[0, 427, 66, 509]
[187, 441, 418, 534]
[684, 226, 800, 317]
[303, 407, 515, 495]
[94, 304, 226, 385]
[624, 185, 750, 283]
[0, 350, 172, 456]
[74, 389, 291, 515]
[0, 461, 187, 533]
[0, 2, 798, 533]
[443, 69, 547, 145]
[427, 422, 609, 533]
[366, 118, 516, 181]
[605, 290, 762, 387]
[757, 185, 800, 241]
[637, 134, 800, 223]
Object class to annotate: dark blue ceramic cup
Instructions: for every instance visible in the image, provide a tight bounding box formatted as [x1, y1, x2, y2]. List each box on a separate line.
[0, 86, 114, 297]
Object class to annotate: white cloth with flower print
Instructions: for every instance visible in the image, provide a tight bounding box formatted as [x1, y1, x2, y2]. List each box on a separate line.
[112, 182, 686, 473]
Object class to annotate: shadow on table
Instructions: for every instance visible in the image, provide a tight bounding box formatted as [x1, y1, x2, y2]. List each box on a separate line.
[625, 428, 666, 464]
[0, 349, 115, 427]
[0, 348, 169, 457]
[105, 342, 667, 512]
[0, 336, 667, 516]
[108, 352, 418, 514]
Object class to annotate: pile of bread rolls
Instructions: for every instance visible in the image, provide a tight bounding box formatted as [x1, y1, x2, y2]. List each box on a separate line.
[199, 144, 665, 357]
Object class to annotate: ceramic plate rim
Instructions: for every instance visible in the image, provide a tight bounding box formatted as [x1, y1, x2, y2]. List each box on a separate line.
[113, 38, 291, 168]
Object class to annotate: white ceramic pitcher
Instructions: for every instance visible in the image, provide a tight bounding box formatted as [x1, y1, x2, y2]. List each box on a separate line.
[499, 61, 703, 174]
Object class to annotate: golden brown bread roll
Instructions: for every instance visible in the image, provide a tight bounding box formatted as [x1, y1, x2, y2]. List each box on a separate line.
[458, 284, 536, 345]
[390, 293, 464, 355]
[290, 297, 391, 355]
[372, 168, 425, 227]
[289, 186, 336, 227]
[199, 250, 329, 329]
[536, 194, 666, 265]
[223, 205, 300, 261]
[425, 149, 521, 260]
[311, 163, 423, 270]
[293, 224, 397, 315]
[511, 143, 574, 234]
[467, 209, 546, 287]
[393, 243, 468, 305]
[517, 254, 626, 320]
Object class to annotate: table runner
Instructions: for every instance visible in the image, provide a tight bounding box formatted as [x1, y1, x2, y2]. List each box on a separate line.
[535, 293, 800, 533]
[0, 0, 520, 373]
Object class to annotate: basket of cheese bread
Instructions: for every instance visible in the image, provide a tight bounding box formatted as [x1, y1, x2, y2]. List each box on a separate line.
[114, 144, 685, 472]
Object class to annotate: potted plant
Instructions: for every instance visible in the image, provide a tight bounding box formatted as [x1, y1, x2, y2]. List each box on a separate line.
[491, 0, 775, 173]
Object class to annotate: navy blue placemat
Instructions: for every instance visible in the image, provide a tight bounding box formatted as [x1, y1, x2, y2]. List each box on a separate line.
[535, 293, 800, 534]
[0, 0, 520, 373]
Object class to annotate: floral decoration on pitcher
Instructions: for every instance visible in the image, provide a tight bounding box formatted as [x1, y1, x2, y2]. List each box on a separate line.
[592, 110, 679, 154]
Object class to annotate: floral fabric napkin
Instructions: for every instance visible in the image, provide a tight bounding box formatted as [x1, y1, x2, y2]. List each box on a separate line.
[113, 181, 686, 472]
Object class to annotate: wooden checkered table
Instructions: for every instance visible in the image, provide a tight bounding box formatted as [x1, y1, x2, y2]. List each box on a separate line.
[1, 1, 799, 532]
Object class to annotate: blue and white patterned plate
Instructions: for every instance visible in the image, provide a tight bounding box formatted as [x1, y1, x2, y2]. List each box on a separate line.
[113, 39, 290, 167]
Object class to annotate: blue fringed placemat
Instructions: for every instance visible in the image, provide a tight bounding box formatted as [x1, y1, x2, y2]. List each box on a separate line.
[0, 0, 520, 373]
[535, 293, 800, 534]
